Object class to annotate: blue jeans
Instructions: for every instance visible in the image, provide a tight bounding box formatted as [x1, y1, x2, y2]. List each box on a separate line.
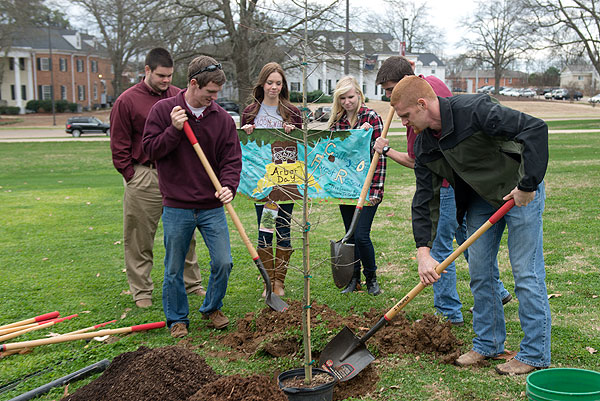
[339, 204, 379, 278]
[432, 186, 510, 323]
[255, 203, 294, 248]
[162, 206, 233, 328]
[467, 183, 551, 367]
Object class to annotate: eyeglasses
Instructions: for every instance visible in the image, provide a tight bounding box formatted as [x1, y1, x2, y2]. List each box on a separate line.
[188, 63, 222, 81]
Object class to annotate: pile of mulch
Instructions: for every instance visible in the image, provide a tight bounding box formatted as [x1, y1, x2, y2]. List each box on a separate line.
[220, 300, 462, 361]
[62, 346, 285, 401]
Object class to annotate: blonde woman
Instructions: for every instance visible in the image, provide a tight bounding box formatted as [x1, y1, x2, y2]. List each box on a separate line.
[328, 76, 385, 295]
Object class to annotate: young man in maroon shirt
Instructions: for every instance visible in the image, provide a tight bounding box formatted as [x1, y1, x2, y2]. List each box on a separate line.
[143, 55, 241, 337]
[110, 48, 205, 309]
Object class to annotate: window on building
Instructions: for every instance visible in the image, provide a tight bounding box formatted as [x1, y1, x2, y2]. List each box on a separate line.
[10, 85, 15, 100]
[362, 84, 366, 95]
[375, 85, 378, 95]
[38, 57, 51, 71]
[38, 85, 52, 100]
[578, 75, 583, 80]
[21, 85, 26, 100]
[9, 58, 14, 70]
[484, 78, 489, 84]
[327, 79, 332, 94]
[508, 78, 513, 84]
[76, 59, 84, 73]
[290, 82, 301, 92]
[317, 79, 322, 91]
[431, 69, 436, 74]
[19, 58, 25, 70]
[91, 60, 98, 73]
[59, 58, 67, 72]
[61, 85, 67, 100]
[78, 85, 85, 101]
[93, 83, 98, 99]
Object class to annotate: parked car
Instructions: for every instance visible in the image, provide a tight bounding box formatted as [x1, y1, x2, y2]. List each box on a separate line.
[227, 111, 240, 127]
[569, 90, 583, 100]
[588, 93, 600, 103]
[552, 89, 571, 100]
[314, 106, 332, 122]
[216, 98, 239, 113]
[65, 116, 110, 137]
[476, 85, 494, 93]
[546, 89, 563, 99]
[520, 88, 536, 98]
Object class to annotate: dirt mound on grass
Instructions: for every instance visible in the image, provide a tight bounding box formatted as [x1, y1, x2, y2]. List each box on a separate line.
[189, 374, 287, 401]
[220, 300, 462, 360]
[63, 346, 220, 401]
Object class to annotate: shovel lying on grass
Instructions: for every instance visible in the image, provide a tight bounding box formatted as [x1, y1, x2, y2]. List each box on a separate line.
[320, 199, 515, 381]
[330, 107, 395, 288]
[183, 121, 288, 312]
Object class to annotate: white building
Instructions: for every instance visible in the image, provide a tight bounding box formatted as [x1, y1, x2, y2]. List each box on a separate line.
[284, 31, 446, 101]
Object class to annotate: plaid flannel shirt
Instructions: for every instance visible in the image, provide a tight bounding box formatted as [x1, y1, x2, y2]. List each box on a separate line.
[332, 105, 386, 203]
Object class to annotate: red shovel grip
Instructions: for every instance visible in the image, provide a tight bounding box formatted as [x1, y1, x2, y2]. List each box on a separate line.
[182, 122, 198, 145]
[489, 199, 515, 224]
[35, 311, 60, 322]
[131, 322, 166, 332]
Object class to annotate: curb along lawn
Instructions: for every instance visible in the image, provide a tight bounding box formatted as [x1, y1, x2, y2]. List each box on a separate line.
[0, 132, 599, 400]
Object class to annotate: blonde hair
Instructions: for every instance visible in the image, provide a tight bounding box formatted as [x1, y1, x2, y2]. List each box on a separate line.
[390, 75, 436, 107]
[328, 76, 365, 128]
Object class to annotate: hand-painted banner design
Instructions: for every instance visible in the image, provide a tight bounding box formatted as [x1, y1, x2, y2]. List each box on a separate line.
[238, 128, 372, 203]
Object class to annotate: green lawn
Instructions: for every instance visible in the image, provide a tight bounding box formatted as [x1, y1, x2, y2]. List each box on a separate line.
[0, 132, 599, 400]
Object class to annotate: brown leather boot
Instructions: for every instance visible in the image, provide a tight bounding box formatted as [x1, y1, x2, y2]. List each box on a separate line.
[274, 247, 293, 296]
[256, 247, 274, 297]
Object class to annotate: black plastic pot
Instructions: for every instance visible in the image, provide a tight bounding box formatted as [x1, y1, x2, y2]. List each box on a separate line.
[278, 367, 337, 401]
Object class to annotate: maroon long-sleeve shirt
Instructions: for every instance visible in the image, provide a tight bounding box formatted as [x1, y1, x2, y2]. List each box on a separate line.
[110, 81, 180, 182]
[142, 89, 242, 210]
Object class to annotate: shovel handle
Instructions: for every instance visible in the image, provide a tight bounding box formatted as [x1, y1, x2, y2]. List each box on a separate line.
[382, 199, 515, 322]
[182, 121, 258, 260]
[1, 322, 165, 351]
[341, 106, 395, 244]
[0, 311, 60, 330]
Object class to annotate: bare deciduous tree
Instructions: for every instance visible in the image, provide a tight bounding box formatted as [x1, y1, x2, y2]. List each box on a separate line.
[461, 0, 532, 93]
[361, 0, 445, 54]
[524, 0, 600, 77]
[67, 0, 165, 96]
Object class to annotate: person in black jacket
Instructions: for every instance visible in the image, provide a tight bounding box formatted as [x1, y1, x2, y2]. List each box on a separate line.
[391, 75, 551, 375]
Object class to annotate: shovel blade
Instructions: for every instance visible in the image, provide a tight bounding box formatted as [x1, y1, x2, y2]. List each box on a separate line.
[330, 240, 356, 289]
[265, 293, 289, 312]
[318, 326, 375, 382]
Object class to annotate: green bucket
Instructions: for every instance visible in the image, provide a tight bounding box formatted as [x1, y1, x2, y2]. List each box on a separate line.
[527, 368, 600, 401]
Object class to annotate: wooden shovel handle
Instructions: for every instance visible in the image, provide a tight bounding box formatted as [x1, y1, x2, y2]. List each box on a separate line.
[356, 106, 395, 209]
[1, 322, 165, 351]
[0, 311, 59, 330]
[383, 199, 515, 322]
[182, 122, 259, 261]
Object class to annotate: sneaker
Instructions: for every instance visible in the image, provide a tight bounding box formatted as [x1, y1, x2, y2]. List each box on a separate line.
[135, 299, 152, 308]
[456, 350, 488, 367]
[495, 358, 537, 375]
[170, 322, 188, 338]
[202, 310, 229, 330]
[189, 287, 207, 297]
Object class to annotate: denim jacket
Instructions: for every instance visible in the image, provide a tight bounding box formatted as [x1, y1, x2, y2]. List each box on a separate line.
[412, 94, 548, 248]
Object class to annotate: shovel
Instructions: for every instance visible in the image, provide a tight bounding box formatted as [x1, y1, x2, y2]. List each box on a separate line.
[183, 121, 288, 312]
[320, 199, 515, 381]
[330, 107, 395, 288]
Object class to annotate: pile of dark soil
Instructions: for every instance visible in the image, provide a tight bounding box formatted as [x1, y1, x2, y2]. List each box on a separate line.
[220, 300, 462, 361]
[62, 346, 285, 401]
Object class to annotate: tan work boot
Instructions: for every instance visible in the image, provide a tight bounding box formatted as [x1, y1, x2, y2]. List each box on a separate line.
[495, 358, 537, 375]
[256, 247, 274, 297]
[203, 310, 229, 330]
[135, 299, 152, 308]
[456, 350, 488, 366]
[274, 247, 294, 297]
[170, 323, 188, 338]
[188, 287, 206, 297]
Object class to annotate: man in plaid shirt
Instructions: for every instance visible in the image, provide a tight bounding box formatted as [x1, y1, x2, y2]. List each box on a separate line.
[328, 76, 386, 295]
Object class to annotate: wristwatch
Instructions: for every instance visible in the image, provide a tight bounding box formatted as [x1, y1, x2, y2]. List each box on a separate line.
[381, 146, 390, 156]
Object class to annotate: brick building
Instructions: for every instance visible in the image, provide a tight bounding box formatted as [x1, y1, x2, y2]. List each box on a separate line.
[0, 26, 114, 114]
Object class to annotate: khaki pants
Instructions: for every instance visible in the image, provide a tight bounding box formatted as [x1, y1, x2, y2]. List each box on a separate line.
[123, 164, 202, 301]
